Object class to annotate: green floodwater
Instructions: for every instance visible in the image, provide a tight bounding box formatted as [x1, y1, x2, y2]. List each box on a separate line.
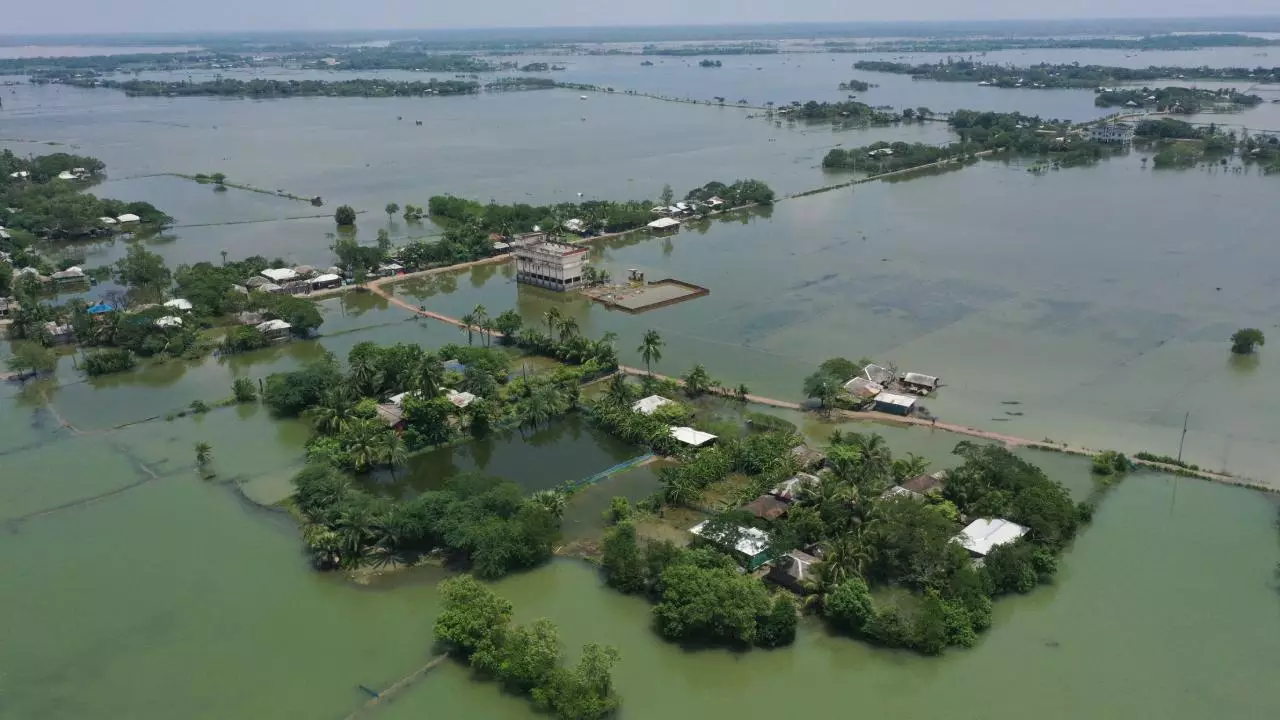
[4, 44, 1280, 719]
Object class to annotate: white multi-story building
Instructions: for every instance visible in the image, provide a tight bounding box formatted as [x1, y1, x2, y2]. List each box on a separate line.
[511, 233, 589, 291]
[1088, 122, 1134, 144]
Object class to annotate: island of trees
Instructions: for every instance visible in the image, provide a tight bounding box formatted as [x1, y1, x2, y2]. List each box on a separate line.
[0, 151, 170, 240]
[829, 33, 1280, 54]
[838, 79, 871, 92]
[434, 576, 622, 720]
[587, 360, 1090, 655]
[641, 44, 778, 56]
[1093, 86, 1263, 112]
[1133, 119, 1280, 170]
[853, 59, 1280, 87]
[53, 77, 482, 98]
[823, 110, 1105, 174]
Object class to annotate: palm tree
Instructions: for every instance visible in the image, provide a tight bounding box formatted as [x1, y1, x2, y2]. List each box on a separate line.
[334, 501, 381, 567]
[417, 354, 445, 397]
[194, 442, 212, 468]
[543, 307, 563, 342]
[344, 419, 385, 471]
[379, 433, 408, 480]
[891, 452, 930, 485]
[349, 355, 384, 397]
[556, 316, 580, 342]
[459, 312, 476, 345]
[471, 304, 489, 339]
[530, 489, 567, 518]
[605, 373, 631, 405]
[735, 384, 750, 402]
[480, 318, 495, 347]
[310, 390, 356, 435]
[638, 329, 664, 376]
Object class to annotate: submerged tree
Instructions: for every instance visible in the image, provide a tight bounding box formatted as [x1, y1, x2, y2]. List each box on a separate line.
[385, 202, 400, 219]
[334, 204, 357, 226]
[1230, 328, 1265, 355]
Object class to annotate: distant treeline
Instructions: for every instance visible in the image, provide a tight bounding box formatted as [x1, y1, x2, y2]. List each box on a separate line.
[0, 51, 250, 77]
[829, 33, 1280, 54]
[640, 44, 779, 56]
[44, 77, 482, 98]
[296, 50, 496, 73]
[854, 59, 1280, 87]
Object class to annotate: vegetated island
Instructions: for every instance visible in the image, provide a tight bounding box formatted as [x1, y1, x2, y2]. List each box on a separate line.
[828, 33, 1280, 53]
[1093, 86, 1262, 112]
[0, 150, 170, 241]
[1133, 118, 1280, 170]
[640, 44, 779, 56]
[38, 77, 482, 98]
[853, 59, 1280, 87]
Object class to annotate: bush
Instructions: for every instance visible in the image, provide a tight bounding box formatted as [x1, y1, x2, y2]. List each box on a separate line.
[755, 595, 798, 648]
[83, 349, 136, 376]
[334, 204, 357, 226]
[824, 577, 876, 635]
[232, 377, 257, 403]
[223, 326, 271, 353]
[603, 496, 632, 525]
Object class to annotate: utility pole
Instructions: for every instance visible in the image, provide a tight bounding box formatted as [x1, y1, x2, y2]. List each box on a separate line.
[1177, 411, 1190, 463]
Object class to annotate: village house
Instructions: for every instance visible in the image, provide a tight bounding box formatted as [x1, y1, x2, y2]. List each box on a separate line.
[511, 235, 589, 291]
[43, 321, 74, 343]
[873, 391, 917, 416]
[900, 372, 939, 395]
[631, 395, 673, 415]
[741, 494, 790, 521]
[154, 315, 184, 329]
[446, 389, 477, 409]
[771, 472, 820, 502]
[880, 471, 947, 500]
[1089, 122, 1134, 144]
[116, 213, 141, 224]
[842, 375, 883, 401]
[162, 298, 193, 312]
[377, 263, 404, 277]
[954, 518, 1029, 558]
[863, 363, 894, 386]
[260, 267, 299, 284]
[669, 426, 717, 447]
[255, 319, 293, 342]
[790, 444, 827, 471]
[50, 266, 87, 286]
[689, 521, 774, 570]
[646, 216, 681, 234]
[766, 549, 819, 593]
[310, 273, 342, 290]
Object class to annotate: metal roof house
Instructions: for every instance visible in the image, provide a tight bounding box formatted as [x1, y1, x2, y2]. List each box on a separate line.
[873, 391, 917, 416]
[900, 372, 939, 394]
[843, 376, 884, 400]
[163, 298, 193, 311]
[50, 266, 87, 284]
[689, 521, 774, 570]
[771, 472, 820, 502]
[446, 389, 477, 408]
[741, 494, 790, 521]
[310, 273, 343, 290]
[647, 217, 680, 232]
[116, 213, 142, 223]
[863, 363, 894, 386]
[954, 518, 1029, 557]
[255, 319, 293, 340]
[670, 426, 717, 447]
[154, 315, 184, 328]
[632, 395, 673, 415]
[766, 549, 819, 593]
[260, 268, 299, 283]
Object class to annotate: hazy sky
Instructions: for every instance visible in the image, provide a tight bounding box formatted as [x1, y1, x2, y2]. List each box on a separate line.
[4, 1, 1278, 35]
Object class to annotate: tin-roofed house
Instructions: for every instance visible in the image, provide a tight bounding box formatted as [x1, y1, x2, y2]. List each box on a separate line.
[50, 266, 87, 287]
[741, 494, 790, 521]
[842, 376, 883, 401]
[632, 395, 673, 415]
[766, 549, 819, 593]
[689, 520, 774, 570]
[873, 391, 917, 416]
[863, 363, 894, 386]
[954, 518, 1029, 558]
[255, 319, 293, 342]
[900, 372, 940, 395]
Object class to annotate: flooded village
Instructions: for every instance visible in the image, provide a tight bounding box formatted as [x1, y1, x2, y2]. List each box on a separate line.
[3, 17, 1280, 720]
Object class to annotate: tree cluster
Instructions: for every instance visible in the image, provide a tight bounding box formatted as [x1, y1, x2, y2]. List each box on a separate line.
[293, 465, 561, 576]
[82, 77, 481, 98]
[682, 179, 776, 207]
[853, 59, 1280, 87]
[433, 576, 622, 719]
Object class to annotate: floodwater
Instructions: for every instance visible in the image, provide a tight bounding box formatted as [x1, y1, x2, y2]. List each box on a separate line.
[3, 43, 1280, 719]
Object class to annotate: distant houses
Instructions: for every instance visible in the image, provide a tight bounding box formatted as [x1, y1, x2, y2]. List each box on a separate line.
[632, 394, 673, 415]
[1088, 122, 1134, 144]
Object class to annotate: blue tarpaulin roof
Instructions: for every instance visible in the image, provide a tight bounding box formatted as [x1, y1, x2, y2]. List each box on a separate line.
[86, 303, 114, 314]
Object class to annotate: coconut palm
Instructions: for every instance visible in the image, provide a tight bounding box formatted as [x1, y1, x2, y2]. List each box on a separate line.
[194, 442, 213, 467]
[344, 419, 386, 471]
[309, 391, 357, 435]
[348, 355, 384, 397]
[378, 433, 408, 479]
[334, 500, 381, 567]
[416, 354, 446, 397]
[638, 329, 664, 376]
[556, 316, 580, 343]
[459, 312, 476, 345]
[605, 373, 632, 406]
[543, 307, 563, 341]
[530, 489, 567, 518]
[891, 452, 930, 485]
[471, 304, 490, 346]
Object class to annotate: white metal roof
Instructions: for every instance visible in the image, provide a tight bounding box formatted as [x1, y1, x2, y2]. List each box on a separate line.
[843, 376, 883, 398]
[771, 472, 820, 501]
[154, 315, 184, 328]
[163, 298, 193, 311]
[874, 391, 917, 409]
[689, 521, 770, 557]
[311, 273, 341, 284]
[955, 518, 1029, 556]
[863, 363, 894, 385]
[255, 319, 292, 332]
[258, 282, 283, 293]
[51, 267, 85, 279]
[260, 268, 298, 282]
[631, 395, 672, 415]
[116, 213, 141, 223]
[98, 216, 118, 224]
[446, 390, 477, 408]
[902, 372, 938, 387]
[648, 217, 680, 229]
[670, 426, 716, 446]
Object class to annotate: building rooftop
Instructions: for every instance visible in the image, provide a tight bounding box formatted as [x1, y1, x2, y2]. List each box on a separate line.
[863, 363, 894, 385]
[256, 319, 292, 333]
[843, 376, 883, 399]
[447, 389, 477, 408]
[163, 298, 193, 311]
[771, 472, 820, 502]
[260, 268, 298, 283]
[955, 518, 1029, 557]
[874, 391, 917, 410]
[155, 316, 184, 328]
[632, 395, 673, 415]
[689, 521, 770, 558]
[311, 273, 342, 284]
[901, 372, 939, 389]
[116, 213, 141, 223]
[647, 217, 680, 229]
[742, 494, 790, 520]
[670, 426, 717, 447]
